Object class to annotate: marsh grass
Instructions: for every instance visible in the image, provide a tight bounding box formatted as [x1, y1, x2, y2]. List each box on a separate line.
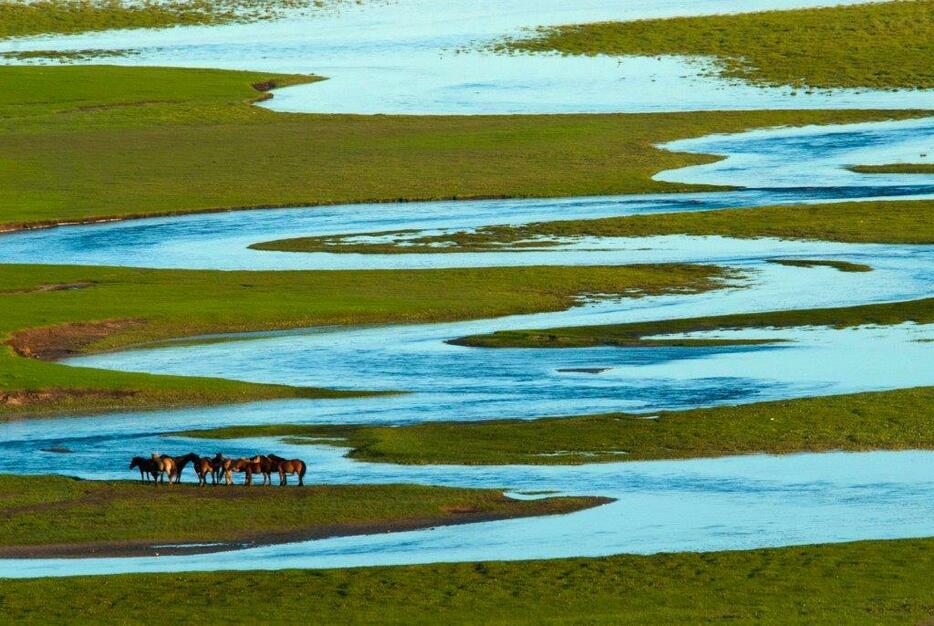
[0, 65, 924, 230]
[2, 537, 931, 624]
[254, 199, 934, 253]
[499, 0, 934, 90]
[0, 474, 600, 550]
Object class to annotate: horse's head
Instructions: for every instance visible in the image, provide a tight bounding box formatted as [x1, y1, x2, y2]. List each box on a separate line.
[129, 457, 142, 470]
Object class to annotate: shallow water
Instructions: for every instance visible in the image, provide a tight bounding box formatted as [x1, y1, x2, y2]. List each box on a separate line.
[0, 0, 932, 578]
[2, 0, 932, 114]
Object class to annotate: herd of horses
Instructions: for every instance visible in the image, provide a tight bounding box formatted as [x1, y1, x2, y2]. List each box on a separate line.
[129, 453, 307, 487]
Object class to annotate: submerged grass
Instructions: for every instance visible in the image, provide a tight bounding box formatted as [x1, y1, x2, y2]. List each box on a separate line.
[0, 474, 601, 553]
[181, 387, 934, 465]
[0, 65, 925, 230]
[451, 296, 934, 349]
[2, 537, 933, 624]
[500, 0, 934, 90]
[253, 199, 934, 253]
[0, 263, 729, 419]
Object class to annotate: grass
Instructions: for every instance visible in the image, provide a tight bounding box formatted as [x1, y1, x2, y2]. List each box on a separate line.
[179, 387, 934, 465]
[0, 0, 308, 39]
[0, 262, 730, 419]
[499, 0, 934, 90]
[0, 65, 927, 231]
[767, 259, 872, 272]
[1, 537, 932, 623]
[0, 474, 602, 555]
[253, 199, 934, 253]
[451, 297, 933, 349]
[850, 163, 934, 174]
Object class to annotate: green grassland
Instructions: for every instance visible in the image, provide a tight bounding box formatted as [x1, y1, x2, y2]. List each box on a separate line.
[452, 297, 933, 349]
[0, 65, 926, 230]
[0, 474, 602, 555]
[850, 163, 934, 174]
[180, 387, 934, 465]
[0, 262, 728, 419]
[0, 0, 307, 39]
[2, 537, 932, 624]
[253, 199, 934, 253]
[501, 0, 934, 90]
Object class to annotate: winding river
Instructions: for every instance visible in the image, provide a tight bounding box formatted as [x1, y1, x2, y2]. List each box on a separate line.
[0, 0, 932, 579]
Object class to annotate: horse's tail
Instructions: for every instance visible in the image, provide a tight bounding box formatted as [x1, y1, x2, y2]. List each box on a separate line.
[299, 461, 307, 480]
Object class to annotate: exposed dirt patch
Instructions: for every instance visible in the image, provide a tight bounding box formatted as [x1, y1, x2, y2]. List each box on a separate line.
[7, 318, 146, 360]
[3, 281, 95, 295]
[0, 496, 613, 559]
[0, 389, 137, 409]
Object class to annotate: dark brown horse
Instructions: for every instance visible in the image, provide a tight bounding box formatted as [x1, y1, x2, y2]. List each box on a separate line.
[268, 454, 307, 486]
[210, 453, 231, 485]
[161, 452, 200, 484]
[231, 457, 259, 486]
[249, 455, 278, 486]
[192, 457, 217, 486]
[129, 456, 159, 484]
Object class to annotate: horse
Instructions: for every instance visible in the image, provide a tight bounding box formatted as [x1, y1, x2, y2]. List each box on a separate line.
[193, 456, 217, 486]
[129, 456, 159, 484]
[268, 454, 307, 486]
[210, 453, 230, 485]
[161, 452, 199, 484]
[151, 453, 177, 485]
[249, 455, 277, 486]
[230, 457, 258, 486]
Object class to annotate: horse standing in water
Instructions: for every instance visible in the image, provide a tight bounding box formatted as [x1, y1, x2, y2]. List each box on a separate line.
[129, 456, 159, 484]
[268, 454, 307, 486]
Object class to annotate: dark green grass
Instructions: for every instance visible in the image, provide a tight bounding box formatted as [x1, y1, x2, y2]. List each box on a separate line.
[500, 0, 934, 90]
[850, 163, 934, 174]
[0, 262, 729, 419]
[0, 474, 599, 550]
[0, 65, 925, 230]
[0, 0, 306, 39]
[2, 537, 933, 624]
[768, 259, 872, 272]
[254, 199, 934, 253]
[180, 387, 934, 465]
[452, 297, 933, 349]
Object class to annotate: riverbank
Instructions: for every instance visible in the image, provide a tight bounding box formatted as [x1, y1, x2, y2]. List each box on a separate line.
[0, 474, 607, 558]
[1, 537, 931, 623]
[179, 387, 934, 465]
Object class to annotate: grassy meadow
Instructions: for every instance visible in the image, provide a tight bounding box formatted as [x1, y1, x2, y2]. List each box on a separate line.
[181, 387, 934, 465]
[0, 0, 307, 39]
[501, 0, 934, 90]
[0, 263, 729, 418]
[0, 65, 926, 231]
[254, 199, 934, 253]
[850, 163, 934, 174]
[2, 537, 932, 624]
[0, 474, 602, 555]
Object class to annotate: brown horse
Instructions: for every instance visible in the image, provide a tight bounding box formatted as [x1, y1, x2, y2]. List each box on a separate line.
[249, 455, 277, 486]
[129, 456, 159, 484]
[230, 457, 259, 486]
[193, 457, 216, 486]
[161, 452, 200, 484]
[268, 454, 307, 486]
[151, 453, 177, 485]
[210, 453, 231, 485]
